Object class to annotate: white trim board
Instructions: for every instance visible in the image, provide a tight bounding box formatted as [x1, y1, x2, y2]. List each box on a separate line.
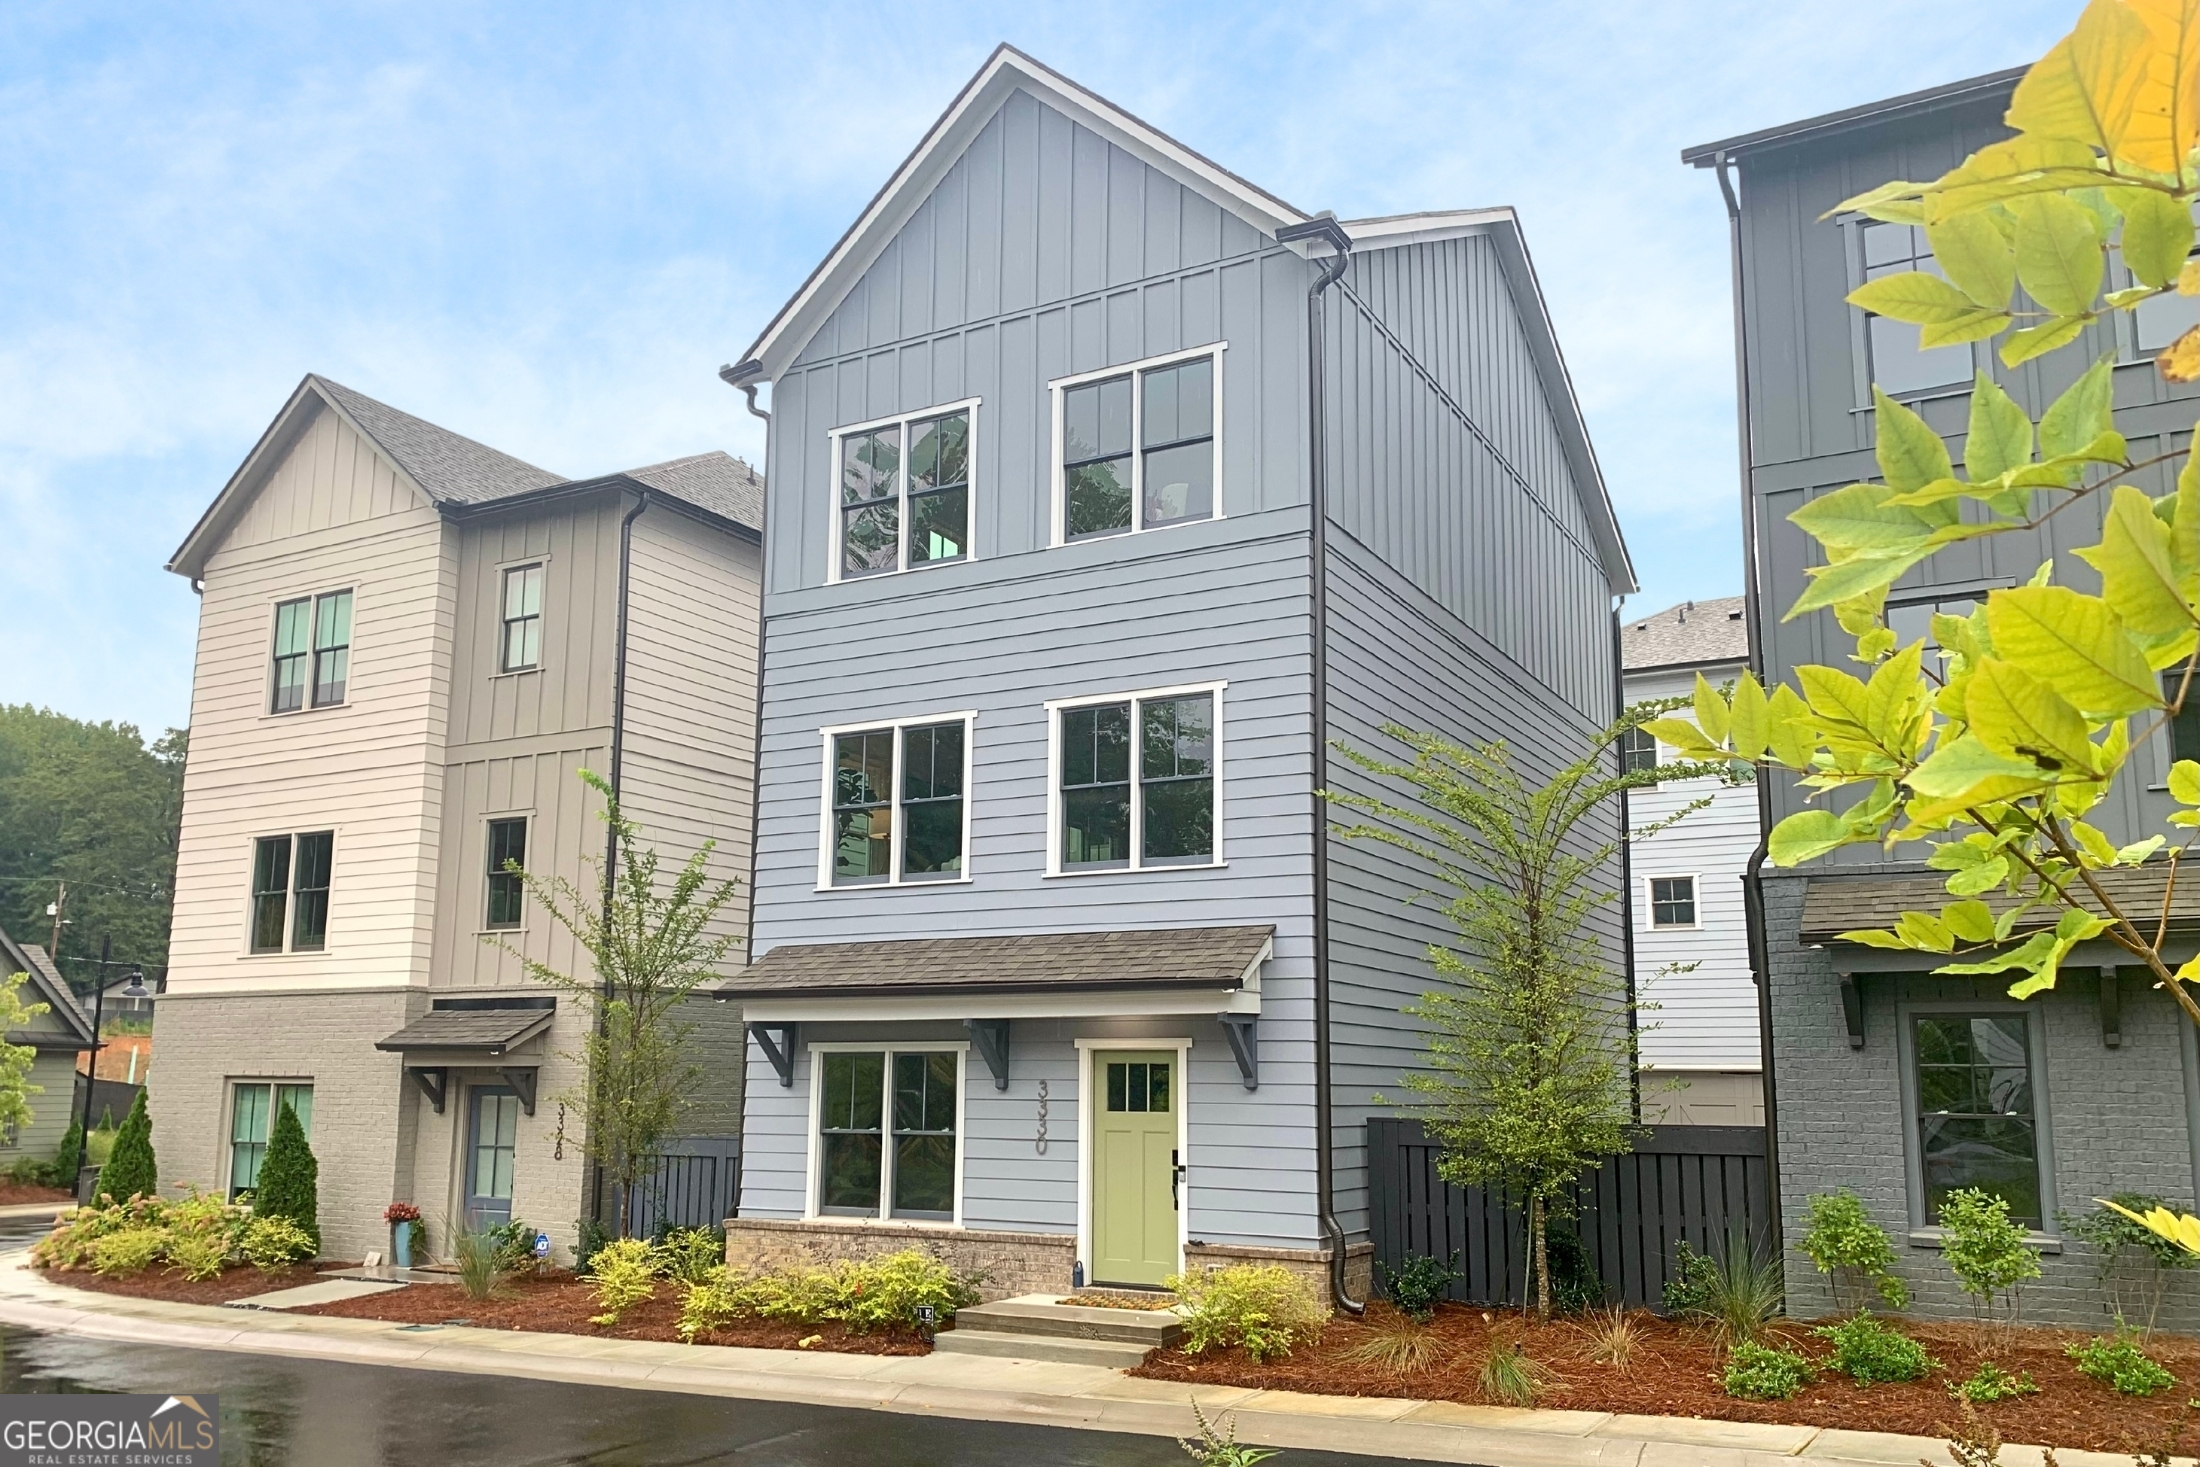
[814, 711, 979, 890]
[1073, 1036, 1192, 1286]
[802, 1041, 970, 1228]
[1045, 680, 1227, 877]
[824, 397, 982, 585]
[1047, 345, 1225, 549]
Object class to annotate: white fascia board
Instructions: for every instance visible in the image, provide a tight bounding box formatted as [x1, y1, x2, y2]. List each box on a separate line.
[1338, 208, 1517, 254]
[737, 986, 1262, 1024]
[739, 45, 1314, 382]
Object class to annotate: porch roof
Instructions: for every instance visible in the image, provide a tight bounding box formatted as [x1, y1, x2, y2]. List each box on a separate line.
[374, 997, 555, 1054]
[718, 925, 1276, 1002]
[1797, 866, 2200, 946]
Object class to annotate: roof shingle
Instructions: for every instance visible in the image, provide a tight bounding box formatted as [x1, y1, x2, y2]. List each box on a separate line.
[723, 926, 1276, 1000]
[1623, 596, 1749, 672]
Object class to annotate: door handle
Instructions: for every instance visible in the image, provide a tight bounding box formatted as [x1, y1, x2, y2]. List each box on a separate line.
[1171, 1149, 1186, 1211]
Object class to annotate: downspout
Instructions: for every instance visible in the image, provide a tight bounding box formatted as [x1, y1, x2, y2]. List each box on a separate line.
[604, 489, 653, 909]
[1613, 602, 1640, 1121]
[1715, 150, 1783, 1257]
[1276, 210, 1363, 1315]
[720, 359, 771, 1221]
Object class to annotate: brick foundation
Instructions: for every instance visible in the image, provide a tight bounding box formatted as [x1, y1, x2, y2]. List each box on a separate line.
[1184, 1239, 1375, 1303]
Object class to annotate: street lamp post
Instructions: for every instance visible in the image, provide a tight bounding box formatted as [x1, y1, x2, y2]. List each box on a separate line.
[75, 936, 148, 1140]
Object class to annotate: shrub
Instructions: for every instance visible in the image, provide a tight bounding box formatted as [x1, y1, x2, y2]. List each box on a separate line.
[1813, 1313, 1936, 1385]
[1722, 1340, 1813, 1400]
[249, 1101, 318, 1251]
[484, 1219, 540, 1274]
[831, 1249, 978, 1333]
[1668, 1230, 1782, 1346]
[670, 1251, 981, 1340]
[574, 1218, 612, 1276]
[1168, 1264, 1327, 1364]
[1374, 1251, 1458, 1322]
[1947, 1360, 2038, 1404]
[1798, 1190, 1908, 1311]
[93, 1091, 155, 1205]
[50, 1119, 84, 1192]
[89, 1228, 165, 1277]
[677, 1267, 744, 1343]
[655, 1227, 725, 1286]
[34, 1194, 162, 1270]
[1545, 1221, 1604, 1315]
[2066, 1332, 2176, 1396]
[242, 1216, 317, 1271]
[1938, 1189, 2039, 1326]
[163, 1227, 231, 1282]
[1662, 1240, 1718, 1316]
[2061, 1193, 2199, 1334]
[451, 1223, 515, 1302]
[1476, 1340, 1547, 1405]
[587, 1238, 660, 1326]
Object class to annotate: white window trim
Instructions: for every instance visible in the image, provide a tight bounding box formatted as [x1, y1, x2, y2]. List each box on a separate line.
[1048, 343, 1226, 548]
[224, 1077, 314, 1196]
[263, 585, 356, 718]
[802, 1041, 968, 1227]
[1644, 872, 1700, 931]
[815, 710, 979, 890]
[1073, 1036, 1192, 1285]
[240, 828, 339, 958]
[825, 397, 982, 585]
[1045, 681, 1227, 877]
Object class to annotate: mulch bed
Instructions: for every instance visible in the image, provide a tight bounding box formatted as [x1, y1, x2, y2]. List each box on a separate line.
[1134, 1304, 2200, 1456]
[0, 1185, 75, 1207]
[296, 1272, 931, 1356]
[39, 1263, 323, 1305]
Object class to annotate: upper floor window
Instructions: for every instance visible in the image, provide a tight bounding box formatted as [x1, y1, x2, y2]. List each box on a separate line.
[270, 590, 352, 713]
[820, 714, 973, 887]
[828, 403, 975, 582]
[485, 817, 528, 929]
[1648, 875, 1697, 928]
[1053, 347, 1222, 543]
[500, 564, 544, 672]
[1050, 684, 1222, 874]
[1618, 726, 1658, 776]
[1857, 223, 1973, 397]
[250, 831, 334, 954]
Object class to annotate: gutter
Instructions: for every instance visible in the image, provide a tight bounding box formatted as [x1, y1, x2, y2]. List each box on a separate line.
[1613, 601, 1641, 1121]
[604, 489, 653, 906]
[1714, 150, 1784, 1259]
[1274, 210, 1364, 1316]
[720, 360, 773, 968]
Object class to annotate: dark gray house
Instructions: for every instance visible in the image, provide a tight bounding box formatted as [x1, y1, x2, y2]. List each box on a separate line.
[1688, 72, 2200, 1327]
[716, 45, 1635, 1304]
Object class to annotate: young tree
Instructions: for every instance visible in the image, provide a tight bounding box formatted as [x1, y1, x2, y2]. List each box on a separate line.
[0, 973, 45, 1150]
[95, 1088, 155, 1205]
[494, 770, 741, 1238]
[1329, 722, 1713, 1318]
[251, 1099, 319, 1250]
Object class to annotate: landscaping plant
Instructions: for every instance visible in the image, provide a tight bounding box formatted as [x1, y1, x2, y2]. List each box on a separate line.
[48, 1118, 82, 1194]
[1812, 1313, 1937, 1385]
[670, 1251, 979, 1342]
[1475, 1339, 1547, 1407]
[0, 974, 48, 1151]
[1372, 1251, 1457, 1322]
[574, 1217, 612, 1276]
[655, 1226, 725, 1286]
[2065, 1330, 2177, 1395]
[93, 1089, 154, 1205]
[1948, 1360, 2040, 1405]
[1671, 1229, 1783, 1348]
[1797, 1189, 1909, 1312]
[1721, 1340, 1814, 1401]
[241, 1216, 316, 1271]
[1577, 1305, 1645, 1370]
[1175, 1399, 1277, 1467]
[451, 1221, 516, 1302]
[1936, 1403, 2004, 1467]
[491, 770, 743, 1239]
[587, 1237, 659, 1326]
[1938, 1188, 2040, 1331]
[2061, 1192, 2197, 1333]
[1340, 1315, 1444, 1375]
[89, 1227, 164, 1277]
[251, 1099, 318, 1251]
[1167, 1264, 1326, 1364]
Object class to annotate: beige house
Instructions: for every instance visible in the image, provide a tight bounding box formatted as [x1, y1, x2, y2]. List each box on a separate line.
[153, 375, 760, 1261]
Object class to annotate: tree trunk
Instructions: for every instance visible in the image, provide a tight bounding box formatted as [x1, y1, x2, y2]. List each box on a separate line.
[1531, 1195, 1551, 1321]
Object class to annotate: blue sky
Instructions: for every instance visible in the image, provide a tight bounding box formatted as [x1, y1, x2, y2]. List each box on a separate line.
[0, 1, 2074, 736]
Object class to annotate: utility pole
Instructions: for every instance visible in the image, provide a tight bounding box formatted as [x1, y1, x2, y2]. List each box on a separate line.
[46, 880, 65, 957]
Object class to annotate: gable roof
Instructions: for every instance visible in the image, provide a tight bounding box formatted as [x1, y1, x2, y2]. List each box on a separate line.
[729, 44, 1633, 593]
[170, 376, 763, 578]
[1681, 66, 2024, 167]
[0, 924, 96, 1047]
[1622, 595, 1749, 673]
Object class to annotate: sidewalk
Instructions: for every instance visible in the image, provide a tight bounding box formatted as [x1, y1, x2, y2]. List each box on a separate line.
[0, 1253, 2170, 1467]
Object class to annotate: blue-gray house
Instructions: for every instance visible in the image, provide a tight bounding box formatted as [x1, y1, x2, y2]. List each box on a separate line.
[716, 45, 1635, 1306]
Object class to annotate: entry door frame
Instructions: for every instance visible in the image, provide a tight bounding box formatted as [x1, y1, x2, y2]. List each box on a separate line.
[464, 1083, 521, 1231]
[1074, 1036, 1191, 1283]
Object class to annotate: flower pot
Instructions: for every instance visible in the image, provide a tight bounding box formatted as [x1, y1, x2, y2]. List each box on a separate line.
[391, 1223, 413, 1269]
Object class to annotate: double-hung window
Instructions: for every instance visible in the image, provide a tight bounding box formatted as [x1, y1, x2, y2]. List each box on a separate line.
[1051, 684, 1222, 873]
[814, 1048, 959, 1221]
[229, 1082, 313, 1198]
[1855, 223, 1974, 397]
[1912, 1013, 2044, 1227]
[820, 714, 973, 886]
[1053, 347, 1222, 543]
[1617, 726, 1658, 776]
[829, 403, 975, 580]
[500, 563, 544, 672]
[270, 590, 352, 713]
[1648, 875, 1697, 928]
[250, 831, 335, 953]
[485, 817, 527, 929]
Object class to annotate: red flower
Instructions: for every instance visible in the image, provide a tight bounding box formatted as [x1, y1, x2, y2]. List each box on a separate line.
[384, 1202, 422, 1224]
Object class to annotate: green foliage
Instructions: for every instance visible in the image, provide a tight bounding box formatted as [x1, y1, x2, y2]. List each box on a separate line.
[671, 1251, 980, 1342]
[1176, 1400, 1277, 1467]
[37, 1190, 250, 1279]
[1665, 1232, 1783, 1346]
[0, 974, 47, 1147]
[676, 1266, 743, 1343]
[1797, 1190, 1909, 1311]
[654, 1226, 724, 1285]
[1328, 722, 1690, 1317]
[482, 1219, 539, 1274]
[88, 1227, 164, 1277]
[1722, 1340, 1814, 1401]
[491, 770, 742, 1238]
[1948, 1360, 2040, 1405]
[241, 1216, 316, 1270]
[250, 1100, 318, 1250]
[2066, 1331, 2177, 1396]
[1813, 1314, 1938, 1385]
[84, 1123, 116, 1168]
[0, 709, 185, 976]
[574, 1217, 612, 1276]
[1939, 1189, 2041, 1325]
[2063, 1192, 2199, 1333]
[1476, 1340, 1547, 1406]
[1662, 1240, 1719, 1316]
[586, 1238, 658, 1326]
[93, 1089, 154, 1205]
[1341, 1315, 1445, 1374]
[1374, 1251, 1457, 1323]
[1546, 1220, 1604, 1315]
[1167, 1264, 1327, 1363]
[830, 1250, 979, 1333]
[451, 1223, 515, 1302]
[50, 1119, 83, 1191]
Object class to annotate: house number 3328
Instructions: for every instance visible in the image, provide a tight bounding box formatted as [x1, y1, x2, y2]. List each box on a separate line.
[1034, 1078, 1049, 1155]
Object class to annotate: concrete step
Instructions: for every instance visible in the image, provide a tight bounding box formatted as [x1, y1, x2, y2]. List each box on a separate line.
[931, 1328, 1154, 1368]
[953, 1295, 1183, 1347]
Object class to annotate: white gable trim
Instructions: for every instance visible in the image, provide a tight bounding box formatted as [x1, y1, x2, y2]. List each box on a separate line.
[734, 45, 1316, 383]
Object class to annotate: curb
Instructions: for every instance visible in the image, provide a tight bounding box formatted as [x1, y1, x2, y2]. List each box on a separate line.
[0, 1255, 2174, 1467]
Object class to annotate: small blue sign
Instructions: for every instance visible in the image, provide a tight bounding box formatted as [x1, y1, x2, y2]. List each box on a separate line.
[533, 1231, 551, 1259]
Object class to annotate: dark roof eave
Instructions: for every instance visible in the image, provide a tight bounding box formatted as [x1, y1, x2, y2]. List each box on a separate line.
[434, 473, 762, 541]
[717, 976, 1246, 1001]
[1681, 65, 2027, 167]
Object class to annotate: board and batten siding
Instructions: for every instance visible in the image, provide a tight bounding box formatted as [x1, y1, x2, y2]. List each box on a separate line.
[1624, 663, 1761, 1073]
[767, 89, 1312, 596]
[167, 402, 454, 998]
[1321, 532, 1621, 1240]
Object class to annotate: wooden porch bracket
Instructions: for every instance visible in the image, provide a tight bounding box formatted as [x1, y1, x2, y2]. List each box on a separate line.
[408, 1067, 448, 1114]
[964, 1018, 1010, 1091]
[749, 1023, 798, 1087]
[1220, 1015, 1258, 1090]
[499, 1067, 538, 1116]
[2099, 966, 2123, 1049]
[1838, 973, 1865, 1049]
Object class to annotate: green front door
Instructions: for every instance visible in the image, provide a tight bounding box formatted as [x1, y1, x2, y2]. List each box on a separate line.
[1091, 1051, 1179, 1287]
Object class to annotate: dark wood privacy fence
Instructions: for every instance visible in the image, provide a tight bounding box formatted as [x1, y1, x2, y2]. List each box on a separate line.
[1367, 1119, 1772, 1309]
[592, 1135, 741, 1237]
